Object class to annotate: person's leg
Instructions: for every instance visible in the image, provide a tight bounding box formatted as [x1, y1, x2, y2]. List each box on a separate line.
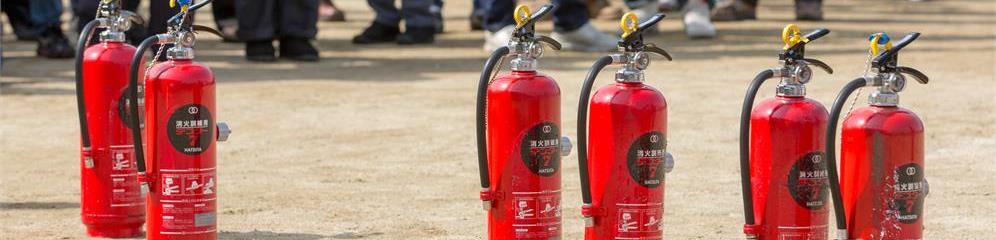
[550, 0, 617, 52]
[212, 0, 240, 41]
[397, 0, 436, 44]
[353, 0, 402, 44]
[795, 0, 822, 21]
[147, 0, 182, 36]
[711, 0, 755, 21]
[430, 0, 443, 33]
[470, 0, 485, 30]
[277, 0, 320, 61]
[2, 0, 38, 40]
[236, 0, 278, 61]
[74, 0, 98, 34]
[30, 0, 75, 58]
[480, 0, 516, 51]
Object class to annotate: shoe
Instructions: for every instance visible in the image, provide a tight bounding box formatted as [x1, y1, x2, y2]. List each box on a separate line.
[470, 9, 485, 31]
[397, 27, 435, 45]
[246, 41, 277, 62]
[319, 1, 346, 22]
[710, 0, 756, 21]
[483, 25, 514, 52]
[551, 23, 618, 52]
[684, 0, 717, 38]
[217, 18, 240, 42]
[431, 2, 444, 33]
[795, 0, 823, 21]
[36, 26, 74, 59]
[352, 22, 400, 44]
[279, 37, 319, 61]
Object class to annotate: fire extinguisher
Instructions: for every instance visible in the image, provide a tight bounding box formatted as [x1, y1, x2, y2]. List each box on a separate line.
[475, 4, 571, 239]
[127, 0, 230, 239]
[738, 24, 835, 240]
[74, 0, 147, 237]
[576, 12, 674, 240]
[826, 32, 929, 240]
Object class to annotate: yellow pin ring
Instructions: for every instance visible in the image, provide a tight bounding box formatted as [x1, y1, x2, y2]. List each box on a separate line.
[781, 24, 809, 50]
[514, 5, 531, 28]
[620, 12, 639, 38]
[868, 33, 893, 55]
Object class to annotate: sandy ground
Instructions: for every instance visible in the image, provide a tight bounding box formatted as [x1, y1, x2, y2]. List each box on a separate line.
[1, 0, 994, 239]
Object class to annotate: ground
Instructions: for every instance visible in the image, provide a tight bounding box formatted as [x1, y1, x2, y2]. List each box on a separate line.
[1, 0, 994, 239]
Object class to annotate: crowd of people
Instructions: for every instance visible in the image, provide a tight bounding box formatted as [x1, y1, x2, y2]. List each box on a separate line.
[1, 0, 838, 64]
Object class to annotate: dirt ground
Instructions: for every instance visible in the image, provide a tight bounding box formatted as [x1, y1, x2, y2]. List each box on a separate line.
[1, 0, 994, 239]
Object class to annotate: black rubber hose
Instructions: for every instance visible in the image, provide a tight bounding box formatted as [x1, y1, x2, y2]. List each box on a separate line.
[476, 46, 509, 189]
[738, 69, 775, 225]
[577, 56, 614, 205]
[75, 20, 101, 148]
[826, 78, 868, 236]
[129, 36, 159, 174]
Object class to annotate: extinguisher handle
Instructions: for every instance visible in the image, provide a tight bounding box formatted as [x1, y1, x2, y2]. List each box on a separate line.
[192, 25, 225, 39]
[897, 66, 929, 84]
[871, 32, 920, 69]
[121, 10, 146, 28]
[803, 58, 833, 74]
[535, 35, 563, 51]
[803, 28, 831, 42]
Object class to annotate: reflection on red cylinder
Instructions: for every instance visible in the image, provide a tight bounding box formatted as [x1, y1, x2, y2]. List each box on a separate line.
[80, 42, 146, 238]
[143, 59, 218, 240]
[749, 96, 829, 239]
[841, 106, 925, 240]
[483, 70, 563, 240]
[584, 82, 667, 239]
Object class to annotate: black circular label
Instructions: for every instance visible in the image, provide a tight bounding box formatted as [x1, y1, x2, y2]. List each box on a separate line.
[787, 152, 829, 209]
[626, 131, 666, 188]
[166, 104, 213, 155]
[519, 122, 561, 177]
[891, 163, 925, 224]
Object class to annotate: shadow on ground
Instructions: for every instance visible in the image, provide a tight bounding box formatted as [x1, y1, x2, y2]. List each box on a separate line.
[0, 201, 79, 210]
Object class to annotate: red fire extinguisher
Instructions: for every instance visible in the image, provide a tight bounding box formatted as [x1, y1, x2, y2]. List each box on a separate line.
[576, 12, 674, 240]
[738, 24, 835, 240]
[826, 32, 929, 240]
[476, 4, 571, 239]
[74, 0, 147, 237]
[127, 1, 230, 239]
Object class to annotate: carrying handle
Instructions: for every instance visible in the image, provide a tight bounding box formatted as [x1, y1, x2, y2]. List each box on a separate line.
[192, 24, 225, 39]
[618, 13, 671, 59]
[780, 25, 831, 64]
[511, 4, 562, 50]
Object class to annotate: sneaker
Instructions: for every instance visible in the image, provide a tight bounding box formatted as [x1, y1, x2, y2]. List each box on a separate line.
[470, 9, 486, 31]
[483, 25, 514, 52]
[397, 27, 435, 44]
[710, 0, 756, 21]
[684, 0, 717, 38]
[551, 23, 618, 52]
[795, 0, 823, 21]
[36, 26, 74, 59]
[246, 41, 277, 62]
[319, 0, 346, 22]
[279, 37, 319, 62]
[352, 22, 400, 44]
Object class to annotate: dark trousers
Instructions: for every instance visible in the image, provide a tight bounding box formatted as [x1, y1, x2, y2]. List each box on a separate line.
[368, 0, 434, 28]
[72, 0, 179, 39]
[480, 0, 589, 33]
[2, 0, 63, 37]
[236, 0, 319, 41]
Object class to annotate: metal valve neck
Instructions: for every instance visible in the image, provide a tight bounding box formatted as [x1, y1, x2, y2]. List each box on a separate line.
[166, 31, 196, 60]
[508, 39, 542, 71]
[773, 60, 813, 97]
[613, 51, 649, 83]
[864, 70, 905, 107]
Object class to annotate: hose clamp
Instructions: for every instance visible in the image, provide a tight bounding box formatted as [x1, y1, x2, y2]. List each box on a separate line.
[167, 47, 194, 60]
[99, 30, 127, 43]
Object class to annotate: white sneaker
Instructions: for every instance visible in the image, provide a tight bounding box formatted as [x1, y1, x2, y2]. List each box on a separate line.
[484, 25, 515, 52]
[552, 23, 619, 52]
[683, 0, 716, 38]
